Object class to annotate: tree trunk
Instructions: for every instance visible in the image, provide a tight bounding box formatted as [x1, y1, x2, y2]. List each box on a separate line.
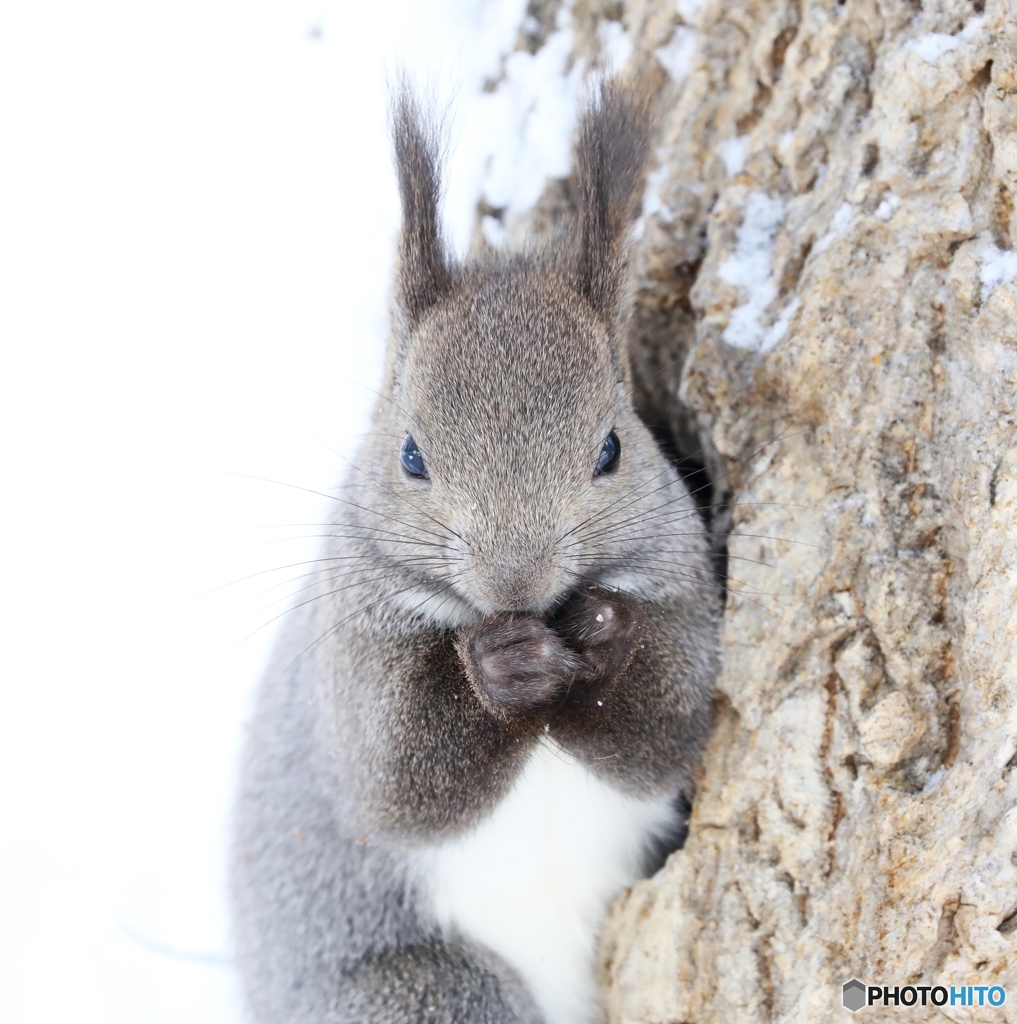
[491, 0, 1017, 1019]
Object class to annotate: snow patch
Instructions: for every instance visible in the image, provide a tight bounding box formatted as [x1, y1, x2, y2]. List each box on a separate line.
[830, 202, 854, 234]
[979, 243, 1017, 303]
[905, 15, 985, 63]
[676, 0, 705, 24]
[654, 25, 697, 84]
[764, 295, 800, 349]
[718, 135, 748, 176]
[641, 162, 674, 224]
[597, 20, 633, 74]
[814, 202, 854, 253]
[778, 130, 796, 153]
[961, 15, 987, 39]
[481, 214, 507, 248]
[941, 194, 973, 238]
[473, 1, 585, 223]
[875, 192, 900, 222]
[906, 32, 962, 62]
[719, 191, 792, 351]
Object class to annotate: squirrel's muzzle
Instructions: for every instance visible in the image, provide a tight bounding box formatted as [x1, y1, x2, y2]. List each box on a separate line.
[460, 544, 570, 615]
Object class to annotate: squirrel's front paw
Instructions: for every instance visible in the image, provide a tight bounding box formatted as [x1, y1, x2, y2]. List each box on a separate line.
[552, 584, 641, 685]
[455, 615, 582, 719]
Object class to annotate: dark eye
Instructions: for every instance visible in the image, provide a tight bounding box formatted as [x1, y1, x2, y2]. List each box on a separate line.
[400, 434, 428, 478]
[595, 430, 620, 476]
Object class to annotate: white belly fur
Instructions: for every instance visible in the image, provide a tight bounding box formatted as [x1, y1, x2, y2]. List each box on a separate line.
[415, 738, 678, 1024]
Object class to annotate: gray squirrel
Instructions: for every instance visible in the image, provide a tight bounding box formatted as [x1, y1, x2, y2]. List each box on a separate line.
[231, 79, 721, 1024]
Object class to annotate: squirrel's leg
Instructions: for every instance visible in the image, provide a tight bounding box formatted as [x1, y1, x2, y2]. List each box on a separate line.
[335, 938, 544, 1024]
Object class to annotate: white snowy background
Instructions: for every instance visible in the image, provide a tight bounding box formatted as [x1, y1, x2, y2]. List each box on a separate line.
[0, 0, 607, 1019]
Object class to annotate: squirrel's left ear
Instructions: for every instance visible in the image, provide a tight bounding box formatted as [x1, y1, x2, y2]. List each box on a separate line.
[390, 87, 454, 335]
[572, 79, 652, 322]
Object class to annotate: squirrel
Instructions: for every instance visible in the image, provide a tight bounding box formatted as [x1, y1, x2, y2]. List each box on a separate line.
[231, 79, 721, 1024]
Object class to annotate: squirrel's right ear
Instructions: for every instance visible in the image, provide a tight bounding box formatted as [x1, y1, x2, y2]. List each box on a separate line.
[390, 87, 454, 333]
[572, 79, 652, 322]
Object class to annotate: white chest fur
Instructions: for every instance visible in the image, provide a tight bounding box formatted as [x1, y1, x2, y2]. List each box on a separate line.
[415, 739, 678, 1024]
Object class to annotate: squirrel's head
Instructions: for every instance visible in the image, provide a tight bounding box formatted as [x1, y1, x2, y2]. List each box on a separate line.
[356, 82, 703, 619]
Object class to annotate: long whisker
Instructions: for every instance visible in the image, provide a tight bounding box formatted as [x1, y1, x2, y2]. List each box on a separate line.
[573, 558, 714, 593]
[581, 547, 775, 570]
[341, 378, 425, 435]
[558, 460, 687, 544]
[559, 427, 807, 546]
[602, 563, 793, 626]
[568, 495, 701, 546]
[203, 534, 453, 594]
[203, 550, 451, 597]
[612, 558, 797, 611]
[212, 470, 454, 543]
[672, 426, 810, 507]
[568, 471, 712, 545]
[226, 520, 454, 547]
[245, 557, 448, 602]
[225, 534, 455, 563]
[289, 570, 468, 672]
[247, 556, 455, 612]
[421, 583, 471, 626]
[234, 569, 443, 653]
[725, 531, 822, 549]
[625, 555, 776, 590]
[314, 439, 467, 545]
[570, 528, 819, 550]
[574, 498, 826, 548]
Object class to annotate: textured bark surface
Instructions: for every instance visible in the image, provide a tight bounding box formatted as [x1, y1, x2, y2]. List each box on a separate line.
[492, 0, 1017, 1019]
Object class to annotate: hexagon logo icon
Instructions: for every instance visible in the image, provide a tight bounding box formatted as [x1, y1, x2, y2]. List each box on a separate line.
[843, 979, 866, 1012]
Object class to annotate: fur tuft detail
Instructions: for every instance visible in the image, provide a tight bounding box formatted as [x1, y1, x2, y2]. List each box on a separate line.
[573, 79, 653, 318]
[390, 84, 454, 330]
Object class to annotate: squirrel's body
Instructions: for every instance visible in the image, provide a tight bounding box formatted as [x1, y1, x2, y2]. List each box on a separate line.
[232, 84, 720, 1024]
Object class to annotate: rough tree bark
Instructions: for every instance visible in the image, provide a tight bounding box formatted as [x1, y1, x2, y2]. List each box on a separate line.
[485, 0, 1017, 1019]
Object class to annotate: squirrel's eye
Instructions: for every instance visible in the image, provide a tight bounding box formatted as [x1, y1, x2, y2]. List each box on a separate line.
[595, 430, 620, 476]
[400, 434, 428, 478]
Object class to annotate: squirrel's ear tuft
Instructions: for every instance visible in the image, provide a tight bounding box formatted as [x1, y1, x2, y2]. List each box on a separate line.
[573, 79, 652, 320]
[390, 85, 453, 332]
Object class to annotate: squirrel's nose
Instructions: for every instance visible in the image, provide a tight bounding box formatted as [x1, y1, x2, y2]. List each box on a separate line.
[467, 549, 566, 614]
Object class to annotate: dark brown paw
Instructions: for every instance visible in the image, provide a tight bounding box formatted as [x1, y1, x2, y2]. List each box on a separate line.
[455, 615, 582, 719]
[552, 584, 641, 684]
